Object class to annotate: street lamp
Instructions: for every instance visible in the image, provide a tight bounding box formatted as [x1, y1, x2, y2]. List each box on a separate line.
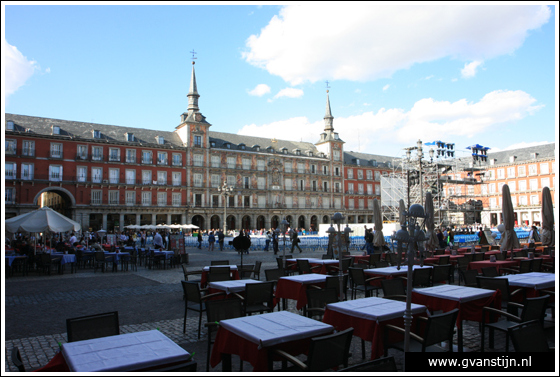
[391, 203, 428, 362]
[218, 180, 234, 234]
[280, 218, 289, 269]
[328, 212, 352, 302]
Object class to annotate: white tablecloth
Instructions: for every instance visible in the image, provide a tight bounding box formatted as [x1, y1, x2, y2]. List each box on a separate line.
[208, 279, 263, 294]
[496, 272, 555, 290]
[219, 311, 333, 348]
[412, 285, 496, 303]
[62, 330, 190, 372]
[280, 273, 327, 284]
[51, 253, 76, 265]
[203, 265, 238, 272]
[364, 265, 432, 276]
[326, 296, 427, 322]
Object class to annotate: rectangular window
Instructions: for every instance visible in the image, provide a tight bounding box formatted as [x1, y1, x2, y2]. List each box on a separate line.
[172, 192, 181, 206]
[347, 169, 353, 179]
[22, 140, 35, 157]
[298, 197, 305, 209]
[510, 196, 517, 207]
[125, 170, 136, 184]
[516, 165, 526, 177]
[540, 163, 549, 175]
[228, 195, 235, 208]
[49, 165, 62, 181]
[357, 170, 363, 179]
[211, 174, 220, 188]
[297, 163, 305, 173]
[335, 182, 340, 193]
[5, 162, 16, 179]
[348, 183, 354, 194]
[126, 191, 136, 206]
[528, 164, 537, 176]
[77, 145, 88, 160]
[374, 171, 381, 181]
[368, 199, 374, 209]
[126, 149, 136, 163]
[157, 152, 168, 165]
[157, 192, 167, 206]
[258, 195, 266, 208]
[311, 164, 316, 174]
[507, 167, 515, 178]
[6, 187, 15, 203]
[243, 158, 251, 170]
[194, 173, 203, 187]
[142, 151, 153, 164]
[227, 157, 236, 169]
[285, 162, 292, 173]
[541, 177, 550, 189]
[323, 197, 330, 209]
[142, 191, 151, 206]
[77, 166, 87, 182]
[489, 183, 496, 194]
[257, 176, 265, 190]
[92, 146, 103, 161]
[518, 180, 527, 191]
[194, 135, 202, 147]
[519, 195, 527, 206]
[497, 169, 505, 179]
[109, 168, 119, 184]
[489, 197, 497, 209]
[481, 185, 488, 195]
[310, 197, 317, 208]
[211, 155, 220, 168]
[334, 197, 341, 209]
[508, 181, 516, 192]
[142, 170, 152, 185]
[333, 150, 340, 161]
[109, 148, 120, 162]
[227, 175, 235, 186]
[359, 199, 364, 209]
[468, 185, 474, 195]
[299, 179, 304, 191]
[91, 190, 102, 205]
[172, 153, 182, 166]
[312, 180, 317, 191]
[375, 184, 380, 196]
[335, 167, 340, 176]
[323, 165, 328, 175]
[92, 167, 103, 183]
[529, 179, 538, 190]
[285, 196, 293, 208]
[367, 170, 373, 180]
[172, 172, 182, 186]
[285, 178, 292, 190]
[244, 176, 250, 189]
[193, 154, 203, 167]
[212, 195, 220, 207]
[367, 184, 373, 195]
[50, 143, 63, 158]
[109, 191, 119, 205]
[5, 140, 16, 155]
[323, 181, 329, 192]
[358, 183, 364, 194]
[157, 171, 167, 185]
[530, 195, 539, 205]
[244, 195, 251, 208]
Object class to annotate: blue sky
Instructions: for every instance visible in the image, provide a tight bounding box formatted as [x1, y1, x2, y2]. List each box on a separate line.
[3, 3, 558, 158]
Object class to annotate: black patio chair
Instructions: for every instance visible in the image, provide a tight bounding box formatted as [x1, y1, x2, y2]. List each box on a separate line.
[11, 347, 25, 372]
[66, 311, 120, 343]
[205, 298, 244, 371]
[508, 320, 554, 352]
[381, 277, 406, 301]
[235, 281, 275, 316]
[181, 280, 226, 339]
[305, 287, 338, 320]
[207, 266, 231, 282]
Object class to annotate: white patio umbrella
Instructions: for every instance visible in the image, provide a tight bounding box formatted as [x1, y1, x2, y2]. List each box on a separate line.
[6, 207, 81, 233]
[541, 186, 555, 246]
[500, 184, 520, 254]
[183, 224, 199, 229]
[372, 198, 385, 248]
[424, 192, 439, 251]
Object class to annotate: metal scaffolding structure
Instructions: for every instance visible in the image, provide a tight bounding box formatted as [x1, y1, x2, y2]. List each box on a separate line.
[381, 148, 490, 227]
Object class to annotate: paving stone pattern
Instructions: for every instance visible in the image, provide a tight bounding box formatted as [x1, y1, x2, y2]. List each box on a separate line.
[4, 245, 554, 372]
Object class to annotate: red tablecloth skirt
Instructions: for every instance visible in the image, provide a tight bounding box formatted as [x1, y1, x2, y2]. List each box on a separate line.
[274, 279, 325, 310]
[210, 326, 323, 372]
[467, 260, 519, 274]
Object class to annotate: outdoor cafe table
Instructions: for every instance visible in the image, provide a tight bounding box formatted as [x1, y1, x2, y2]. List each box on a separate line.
[210, 311, 334, 372]
[411, 285, 501, 352]
[208, 279, 263, 295]
[323, 297, 428, 360]
[200, 265, 240, 288]
[287, 258, 340, 274]
[364, 265, 433, 287]
[423, 254, 462, 265]
[51, 252, 77, 273]
[275, 273, 328, 310]
[496, 272, 555, 298]
[36, 330, 191, 372]
[467, 260, 519, 274]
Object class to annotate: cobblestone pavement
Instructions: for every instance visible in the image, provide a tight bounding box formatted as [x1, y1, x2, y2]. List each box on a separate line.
[4, 245, 555, 372]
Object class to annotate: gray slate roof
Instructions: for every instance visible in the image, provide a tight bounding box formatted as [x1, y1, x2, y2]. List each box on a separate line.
[344, 150, 396, 168]
[481, 143, 556, 166]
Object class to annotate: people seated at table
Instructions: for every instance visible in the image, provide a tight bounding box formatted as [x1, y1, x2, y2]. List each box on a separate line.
[154, 231, 164, 250]
[90, 242, 104, 252]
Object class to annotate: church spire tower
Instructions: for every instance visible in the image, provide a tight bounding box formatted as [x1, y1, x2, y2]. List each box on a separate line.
[324, 87, 334, 132]
[187, 60, 200, 113]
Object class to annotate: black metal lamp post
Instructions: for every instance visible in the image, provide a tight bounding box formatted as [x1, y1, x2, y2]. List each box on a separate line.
[328, 212, 351, 302]
[218, 181, 234, 233]
[281, 218, 289, 269]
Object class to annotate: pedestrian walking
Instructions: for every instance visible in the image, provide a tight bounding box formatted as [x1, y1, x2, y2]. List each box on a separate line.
[290, 228, 303, 253]
[217, 229, 225, 251]
[208, 231, 215, 251]
[197, 231, 202, 249]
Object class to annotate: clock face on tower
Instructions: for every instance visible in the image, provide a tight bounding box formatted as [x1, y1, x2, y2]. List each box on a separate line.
[195, 113, 202, 122]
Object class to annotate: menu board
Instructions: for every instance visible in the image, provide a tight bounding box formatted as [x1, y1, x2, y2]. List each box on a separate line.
[106, 234, 117, 245]
[169, 234, 186, 255]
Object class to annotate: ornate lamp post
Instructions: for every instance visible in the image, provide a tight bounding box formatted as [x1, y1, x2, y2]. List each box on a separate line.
[391, 203, 428, 360]
[218, 180, 234, 233]
[327, 212, 352, 302]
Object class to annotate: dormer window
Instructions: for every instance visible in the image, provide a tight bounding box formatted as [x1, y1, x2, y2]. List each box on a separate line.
[531, 153, 539, 159]
[7, 121, 14, 130]
[282, 148, 288, 155]
[371, 160, 377, 167]
[156, 136, 164, 145]
[126, 133, 135, 142]
[253, 145, 260, 151]
[308, 151, 313, 157]
[210, 141, 216, 147]
[92, 130, 101, 139]
[490, 159, 497, 165]
[295, 149, 301, 156]
[509, 156, 516, 163]
[52, 125, 60, 135]
[226, 143, 231, 149]
[239, 144, 246, 150]
[267, 147, 274, 153]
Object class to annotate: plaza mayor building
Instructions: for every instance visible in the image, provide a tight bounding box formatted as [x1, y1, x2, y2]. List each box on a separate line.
[4, 62, 395, 233]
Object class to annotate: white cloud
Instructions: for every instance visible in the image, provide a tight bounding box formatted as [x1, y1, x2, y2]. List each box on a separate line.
[382, 84, 390, 91]
[237, 90, 543, 155]
[461, 60, 483, 78]
[491, 141, 552, 153]
[243, 4, 550, 85]
[248, 83, 271, 96]
[4, 39, 38, 97]
[273, 87, 304, 99]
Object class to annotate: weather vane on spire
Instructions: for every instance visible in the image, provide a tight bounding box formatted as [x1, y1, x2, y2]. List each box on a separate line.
[190, 49, 197, 64]
[325, 80, 330, 93]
